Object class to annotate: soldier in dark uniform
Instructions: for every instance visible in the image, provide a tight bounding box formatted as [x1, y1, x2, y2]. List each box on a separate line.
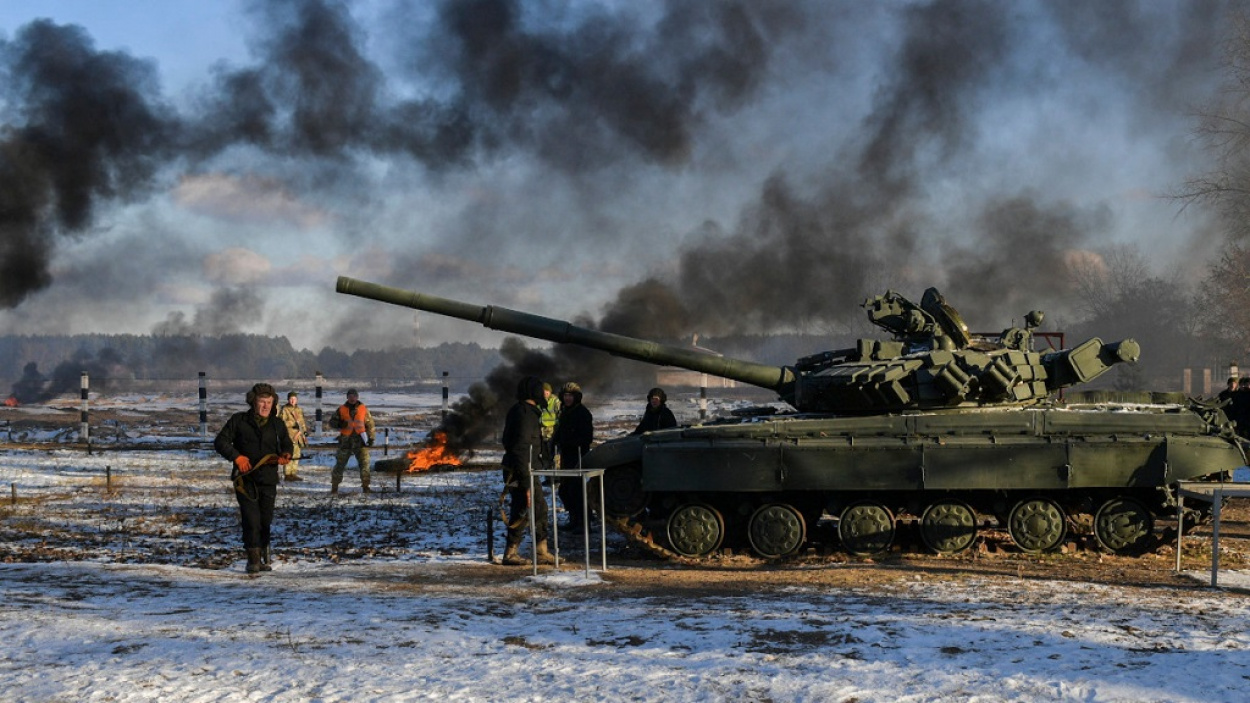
[552, 381, 594, 531]
[631, 387, 678, 435]
[215, 383, 293, 574]
[500, 376, 555, 565]
[1233, 377, 1250, 439]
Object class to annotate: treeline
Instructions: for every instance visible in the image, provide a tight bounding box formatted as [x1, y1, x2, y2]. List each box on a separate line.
[0, 334, 502, 390]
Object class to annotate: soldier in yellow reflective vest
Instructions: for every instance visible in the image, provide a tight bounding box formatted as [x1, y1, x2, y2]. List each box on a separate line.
[330, 388, 375, 494]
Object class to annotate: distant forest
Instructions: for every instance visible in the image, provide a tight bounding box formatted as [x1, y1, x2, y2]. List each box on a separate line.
[0, 334, 503, 400]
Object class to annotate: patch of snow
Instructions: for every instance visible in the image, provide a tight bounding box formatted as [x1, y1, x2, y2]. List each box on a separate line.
[2, 393, 1250, 701]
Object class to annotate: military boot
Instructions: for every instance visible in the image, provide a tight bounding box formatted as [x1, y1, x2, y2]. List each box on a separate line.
[501, 543, 527, 566]
[361, 483, 372, 494]
[260, 546, 273, 572]
[534, 540, 556, 565]
[246, 548, 263, 574]
[330, 481, 340, 495]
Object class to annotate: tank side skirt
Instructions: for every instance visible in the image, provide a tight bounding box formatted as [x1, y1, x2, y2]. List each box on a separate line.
[638, 432, 1226, 526]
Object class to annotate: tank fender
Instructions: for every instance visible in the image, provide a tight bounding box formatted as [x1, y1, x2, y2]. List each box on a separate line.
[582, 435, 644, 468]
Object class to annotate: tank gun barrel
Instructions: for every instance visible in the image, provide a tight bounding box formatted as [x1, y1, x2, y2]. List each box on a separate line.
[336, 277, 796, 393]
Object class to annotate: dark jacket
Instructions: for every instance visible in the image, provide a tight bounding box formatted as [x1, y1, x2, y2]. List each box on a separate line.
[553, 403, 594, 468]
[501, 376, 549, 481]
[632, 387, 678, 435]
[215, 410, 294, 486]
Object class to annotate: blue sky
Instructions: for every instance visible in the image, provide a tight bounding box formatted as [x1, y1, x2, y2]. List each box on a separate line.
[0, 1, 1237, 353]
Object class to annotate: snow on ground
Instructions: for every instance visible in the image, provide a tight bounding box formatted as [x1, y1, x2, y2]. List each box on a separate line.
[2, 394, 1250, 702]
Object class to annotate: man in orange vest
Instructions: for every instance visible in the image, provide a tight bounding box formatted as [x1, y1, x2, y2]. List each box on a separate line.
[330, 388, 376, 494]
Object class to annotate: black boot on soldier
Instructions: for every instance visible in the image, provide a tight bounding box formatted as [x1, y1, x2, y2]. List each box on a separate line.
[260, 546, 273, 572]
[246, 548, 263, 574]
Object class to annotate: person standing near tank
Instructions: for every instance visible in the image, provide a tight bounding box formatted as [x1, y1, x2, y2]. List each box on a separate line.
[330, 388, 375, 494]
[539, 382, 560, 449]
[215, 383, 293, 575]
[631, 387, 678, 435]
[1219, 376, 1238, 403]
[500, 376, 555, 566]
[551, 381, 594, 531]
[278, 391, 308, 482]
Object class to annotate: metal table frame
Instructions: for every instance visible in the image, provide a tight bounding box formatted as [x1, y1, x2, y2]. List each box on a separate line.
[528, 468, 607, 577]
[1175, 481, 1250, 587]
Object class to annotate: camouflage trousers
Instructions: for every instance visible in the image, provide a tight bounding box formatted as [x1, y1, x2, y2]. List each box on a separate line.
[332, 435, 370, 487]
[285, 443, 303, 478]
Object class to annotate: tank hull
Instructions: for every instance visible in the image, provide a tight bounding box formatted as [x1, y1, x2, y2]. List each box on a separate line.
[589, 404, 1244, 557]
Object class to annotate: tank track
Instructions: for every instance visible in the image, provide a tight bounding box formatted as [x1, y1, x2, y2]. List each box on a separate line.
[606, 515, 697, 564]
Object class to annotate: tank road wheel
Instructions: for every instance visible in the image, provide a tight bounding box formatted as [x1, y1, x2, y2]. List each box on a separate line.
[603, 464, 648, 518]
[666, 503, 725, 558]
[1094, 497, 1155, 555]
[1007, 498, 1067, 553]
[919, 500, 978, 554]
[747, 503, 807, 559]
[838, 501, 896, 556]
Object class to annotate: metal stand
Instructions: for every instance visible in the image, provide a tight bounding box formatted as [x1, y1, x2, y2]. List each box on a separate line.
[529, 467, 608, 577]
[1175, 480, 1250, 587]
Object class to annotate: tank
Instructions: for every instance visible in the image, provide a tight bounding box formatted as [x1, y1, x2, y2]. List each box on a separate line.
[337, 276, 1245, 558]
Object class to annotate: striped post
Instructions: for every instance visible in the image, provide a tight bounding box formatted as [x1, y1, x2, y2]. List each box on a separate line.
[442, 372, 449, 420]
[314, 372, 324, 435]
[198, 372, 208, 437]
[80, 372, 89, 443]
[699, 373, 708, 422]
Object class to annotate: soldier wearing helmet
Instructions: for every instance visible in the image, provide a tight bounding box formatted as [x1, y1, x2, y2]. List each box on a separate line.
[500, 376, 555, 565]
[631, 387, 677, 435]
[278, 391, 308, 482]
[552, 381, 594, 531]
[330, 388, 376, 494]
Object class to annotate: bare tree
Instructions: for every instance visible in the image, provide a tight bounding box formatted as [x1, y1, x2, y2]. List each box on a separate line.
[1196, 240, 1250, 358]
[1067, 244, 1152, 320]
[1177, 13, 1250, 240]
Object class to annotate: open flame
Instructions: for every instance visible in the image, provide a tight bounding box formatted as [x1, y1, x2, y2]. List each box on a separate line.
[406, 430, 462, 472]
[4, 396, 18, 407]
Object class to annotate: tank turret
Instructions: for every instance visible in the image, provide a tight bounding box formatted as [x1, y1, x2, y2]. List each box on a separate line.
[336, 276, 1138, 414]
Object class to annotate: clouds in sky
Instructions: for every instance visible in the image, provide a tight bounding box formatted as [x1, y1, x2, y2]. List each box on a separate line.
[0, 0, 1240, 352]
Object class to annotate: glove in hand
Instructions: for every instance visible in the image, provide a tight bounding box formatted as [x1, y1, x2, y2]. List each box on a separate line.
[234, 455, 252, 474]
[277, 453, 292, 466]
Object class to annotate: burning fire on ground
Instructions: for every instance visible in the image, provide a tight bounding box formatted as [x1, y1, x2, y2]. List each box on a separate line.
[406, 430, 462, 472]
[4, 396, 18, 407]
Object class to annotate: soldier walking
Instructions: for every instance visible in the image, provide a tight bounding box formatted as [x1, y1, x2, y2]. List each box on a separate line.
[214, 383, 293, 574]
[278, 391, 308, 481]
[330, 388, 375, 494]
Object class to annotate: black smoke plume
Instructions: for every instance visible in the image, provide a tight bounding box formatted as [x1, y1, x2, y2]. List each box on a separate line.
[1, 0, 793, 308]
[0, 21, 179, 307]
[8, 349, 125, 404]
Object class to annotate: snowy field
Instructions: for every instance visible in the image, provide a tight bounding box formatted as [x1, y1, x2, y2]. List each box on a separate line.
[2, 392, 1250, 702]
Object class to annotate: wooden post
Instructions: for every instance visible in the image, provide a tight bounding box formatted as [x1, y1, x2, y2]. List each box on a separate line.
[486, 506, 495, 562]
